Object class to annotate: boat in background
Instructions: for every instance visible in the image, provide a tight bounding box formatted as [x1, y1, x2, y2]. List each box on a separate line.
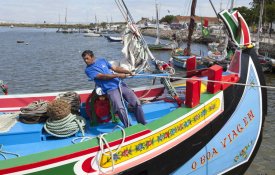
[171, 0, 202, 69]
[105, 35, 122, 42]
[147, 3, 177, 51]
[83, 32, 101, 37]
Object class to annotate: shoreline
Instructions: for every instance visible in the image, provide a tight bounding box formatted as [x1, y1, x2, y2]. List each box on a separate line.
[141, 28, 275, 58]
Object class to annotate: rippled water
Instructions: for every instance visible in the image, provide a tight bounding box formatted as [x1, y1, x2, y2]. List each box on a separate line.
[0, 27, 274, 174]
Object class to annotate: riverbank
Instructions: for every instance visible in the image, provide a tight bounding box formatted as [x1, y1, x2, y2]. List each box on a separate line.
[142, 28, 275, 58]
[0, 22, 125, 29]
[0, 22, 90, 29]
[141, 28, 215, 44]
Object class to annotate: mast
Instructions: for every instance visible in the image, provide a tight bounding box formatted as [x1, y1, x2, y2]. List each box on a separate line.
[230, 0, 234, 12]
[256, 0, 264, 55]
[65, 8, 67, 25]
[186, 0, 197, 56]
[155, 3, 160, 45]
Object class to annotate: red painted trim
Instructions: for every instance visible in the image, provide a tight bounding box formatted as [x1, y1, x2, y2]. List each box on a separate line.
[0, 88, 164, 112]
[0, 130, 151, 174]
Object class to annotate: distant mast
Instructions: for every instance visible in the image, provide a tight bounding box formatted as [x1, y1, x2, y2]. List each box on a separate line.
[230, 0, 234, 12]
[155, 3, 160, 45]
[256, 0, 264, 55]
[65, 8, 67, 25]
[186, 0, 197, 56]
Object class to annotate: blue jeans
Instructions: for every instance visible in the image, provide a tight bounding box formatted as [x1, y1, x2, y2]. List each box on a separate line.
[107, 84, 146, 127]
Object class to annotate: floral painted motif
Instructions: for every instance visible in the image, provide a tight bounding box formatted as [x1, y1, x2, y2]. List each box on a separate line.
[234, 140, 253, 162]
[100, 98, 221, 167]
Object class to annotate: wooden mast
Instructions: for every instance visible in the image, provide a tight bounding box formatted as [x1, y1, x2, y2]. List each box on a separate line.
[186, 0, 197, 56]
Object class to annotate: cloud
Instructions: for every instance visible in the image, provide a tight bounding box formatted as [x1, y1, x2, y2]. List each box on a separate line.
[0, 0, 251, 24]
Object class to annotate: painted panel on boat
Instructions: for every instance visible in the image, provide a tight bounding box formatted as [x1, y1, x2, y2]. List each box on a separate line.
[99, 98, 221, 168]
[172, 58, 262, 175]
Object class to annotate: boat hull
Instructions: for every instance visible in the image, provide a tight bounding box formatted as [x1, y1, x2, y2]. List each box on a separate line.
[105, 36, 122, 42]
[120, 48, 267, 175]
[0, 49, 266, 175]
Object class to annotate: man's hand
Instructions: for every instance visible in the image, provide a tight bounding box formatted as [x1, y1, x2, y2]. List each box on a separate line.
[129, 71, 135, 76]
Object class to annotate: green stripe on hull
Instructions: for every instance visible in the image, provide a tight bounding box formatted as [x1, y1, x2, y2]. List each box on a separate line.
[147, 93, 216, 130]
[0, 124, 147, 169]
[29, 162, 76, 175]
[0, 92, 217, 172]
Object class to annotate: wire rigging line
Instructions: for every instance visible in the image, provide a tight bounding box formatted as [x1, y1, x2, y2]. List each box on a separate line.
[131, 74, 275, 90]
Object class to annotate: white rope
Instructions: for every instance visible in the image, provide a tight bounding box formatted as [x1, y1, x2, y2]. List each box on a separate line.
[72, 125, 126, 174]
[133, 74, 275, 89]
[0, 112, 19, 133]
[44, 113, 86, 138]
[0, 144, 20, 160]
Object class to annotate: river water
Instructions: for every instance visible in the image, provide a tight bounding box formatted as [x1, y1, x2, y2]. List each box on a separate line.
[0, 27, 274, 174]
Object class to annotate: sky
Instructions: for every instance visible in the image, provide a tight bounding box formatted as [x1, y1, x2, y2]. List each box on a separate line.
[0, 0, 251, 24]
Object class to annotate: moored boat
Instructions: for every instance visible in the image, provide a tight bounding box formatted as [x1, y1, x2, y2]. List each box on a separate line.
[105, 36, 122, 42]
[84, 33, 102, 37]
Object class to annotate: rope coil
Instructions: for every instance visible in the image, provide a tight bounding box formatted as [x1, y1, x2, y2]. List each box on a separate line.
[19, 100, 48, 124]
[44, 99, 86, 138]
[56, 91, 81, 114]
[44, 113, 86, 138]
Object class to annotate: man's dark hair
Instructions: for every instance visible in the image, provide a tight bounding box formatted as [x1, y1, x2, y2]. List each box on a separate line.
[82, 50, 94, 58]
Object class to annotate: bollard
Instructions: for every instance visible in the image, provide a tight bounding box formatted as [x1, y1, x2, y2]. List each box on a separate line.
[185, 76, 201, 108]
[186, 56, 197, 77]
[207, 65, 223, 94]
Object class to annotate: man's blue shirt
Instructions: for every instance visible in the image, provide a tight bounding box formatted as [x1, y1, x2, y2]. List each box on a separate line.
[85, 58, 120, 93]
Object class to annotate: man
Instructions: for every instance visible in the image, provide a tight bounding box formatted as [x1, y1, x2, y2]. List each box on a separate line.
[81, 50, 146, 127]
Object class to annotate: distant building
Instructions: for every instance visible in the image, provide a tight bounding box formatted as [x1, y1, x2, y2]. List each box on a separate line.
[137, 17, 153, 25]
[173, 15, 219, 25]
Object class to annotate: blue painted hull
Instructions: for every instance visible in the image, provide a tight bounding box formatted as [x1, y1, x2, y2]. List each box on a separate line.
[172, 55, 203, 69]
[121, 48, 267, 175]
[172, 50, 265, 175]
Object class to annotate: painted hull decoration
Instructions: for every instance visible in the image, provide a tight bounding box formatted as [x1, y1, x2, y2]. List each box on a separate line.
[172, 56, 263, 175]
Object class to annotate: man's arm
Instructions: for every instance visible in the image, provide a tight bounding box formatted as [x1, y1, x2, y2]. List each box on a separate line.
[96, 73, 127, 80]
[111, 65, 133, 75]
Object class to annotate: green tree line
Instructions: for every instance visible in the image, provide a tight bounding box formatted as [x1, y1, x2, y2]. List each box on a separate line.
[159, 0, 275, 28]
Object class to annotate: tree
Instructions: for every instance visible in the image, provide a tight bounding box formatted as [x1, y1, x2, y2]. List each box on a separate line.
[250, 0, 275, 28]
[265, 2, 275, 28]
[160, 15, 175, 24]
[100, 22, 107, 29]
[234, 6, 255, 26]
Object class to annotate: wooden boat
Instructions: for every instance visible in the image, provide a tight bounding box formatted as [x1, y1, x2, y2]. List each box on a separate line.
[171, 0, 201, 69]
[0, 1, 267, 174]
[148, 43, 177, 51]
[171, 49, 206, 69]
[105, 36, 122, 42]
[147, 3, 176, 51]
[0, 47, 267, 174]
[84, 33, 101, 37]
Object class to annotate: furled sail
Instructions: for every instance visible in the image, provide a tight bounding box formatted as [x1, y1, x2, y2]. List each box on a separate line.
[120, 24, 150, 73]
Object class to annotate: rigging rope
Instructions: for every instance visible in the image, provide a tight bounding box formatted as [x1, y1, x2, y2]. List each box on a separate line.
[132, 74, 275, 89]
